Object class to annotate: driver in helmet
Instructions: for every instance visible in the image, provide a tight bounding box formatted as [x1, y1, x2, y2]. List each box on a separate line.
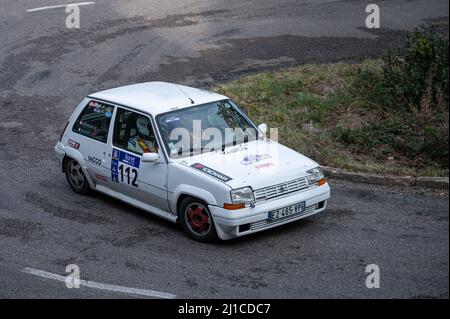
[128, 116, 158, 154]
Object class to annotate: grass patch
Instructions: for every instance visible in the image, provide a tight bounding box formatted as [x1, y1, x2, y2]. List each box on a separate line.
[215, 25, 448, 177]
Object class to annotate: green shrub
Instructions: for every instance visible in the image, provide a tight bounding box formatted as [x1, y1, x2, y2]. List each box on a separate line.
[382, 24, 449, 110]
[340, 24, 449, 168]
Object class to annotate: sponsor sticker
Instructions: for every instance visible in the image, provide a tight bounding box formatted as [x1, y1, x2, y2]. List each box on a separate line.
[191, 163, 232, 183]
[111, 149, 140, 186]
[112, 148, 119, 160]
[88, 155, 102, 166]
[241, 154, 271, 165]
[88, 101, 111, 114]
[255, 162, 274, 169]
[95, 173, 108, 182]
[165, 116, 180, 123]
[222, 145, 247, 154]
[68, 139, 80, 149]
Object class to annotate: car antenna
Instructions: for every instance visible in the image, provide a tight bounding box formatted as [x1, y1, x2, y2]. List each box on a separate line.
[175, 84, 195, 104]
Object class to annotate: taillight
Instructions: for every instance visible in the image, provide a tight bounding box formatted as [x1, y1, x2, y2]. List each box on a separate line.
[59, 121, 69, 142]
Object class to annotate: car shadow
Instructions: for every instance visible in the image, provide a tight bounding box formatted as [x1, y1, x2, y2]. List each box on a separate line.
[93, 190, 320, 246]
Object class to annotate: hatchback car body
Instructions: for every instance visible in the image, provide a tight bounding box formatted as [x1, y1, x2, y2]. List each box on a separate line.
[55, 82, 330, 242]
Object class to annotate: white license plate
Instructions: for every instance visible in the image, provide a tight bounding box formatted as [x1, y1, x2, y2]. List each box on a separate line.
[268, 201, 306, 221]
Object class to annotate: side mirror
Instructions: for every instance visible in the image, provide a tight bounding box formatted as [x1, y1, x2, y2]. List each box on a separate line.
[142, 152, 159, 163]
[258, 123, 268, 136]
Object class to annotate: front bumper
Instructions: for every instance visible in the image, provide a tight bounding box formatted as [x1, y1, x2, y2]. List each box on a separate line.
[209, 183, 330, 240]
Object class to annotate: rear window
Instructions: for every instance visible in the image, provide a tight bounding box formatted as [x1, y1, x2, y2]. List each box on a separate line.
[72, 100, 114, 143]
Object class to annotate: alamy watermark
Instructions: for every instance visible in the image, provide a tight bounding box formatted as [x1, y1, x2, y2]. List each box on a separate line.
[26, 2, 95, 29]
[365, 4, 380, 29]
[66, 5, 81, 29]
[29, 3, 379, 30]
[65, 264, 80, 288]
[365, 264, 380, 288]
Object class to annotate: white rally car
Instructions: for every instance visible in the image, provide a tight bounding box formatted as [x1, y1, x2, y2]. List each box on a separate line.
[55, 82, 330, 242]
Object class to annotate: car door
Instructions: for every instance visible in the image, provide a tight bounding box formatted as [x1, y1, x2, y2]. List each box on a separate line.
[71, 100, 114, 187]
[109, 107, 170, 211]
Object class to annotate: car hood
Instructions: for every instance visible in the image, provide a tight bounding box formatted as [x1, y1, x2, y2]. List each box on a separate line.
[175, 139, 319, 190]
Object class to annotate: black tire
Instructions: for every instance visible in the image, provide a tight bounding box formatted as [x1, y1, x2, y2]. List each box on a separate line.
[64, 158, 90, 195]
[179, 197, 218, 243]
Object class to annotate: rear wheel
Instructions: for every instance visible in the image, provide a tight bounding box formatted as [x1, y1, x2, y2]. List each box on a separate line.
[65, 158, 90, 195]
[179, 197, 218, 242]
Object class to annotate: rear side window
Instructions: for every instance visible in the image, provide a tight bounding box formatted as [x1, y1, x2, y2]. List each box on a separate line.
[72, 100, 114, 143]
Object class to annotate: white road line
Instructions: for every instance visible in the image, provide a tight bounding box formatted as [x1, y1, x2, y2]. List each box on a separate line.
[22, 267, 177, 299]
[27, 2, 95, 13]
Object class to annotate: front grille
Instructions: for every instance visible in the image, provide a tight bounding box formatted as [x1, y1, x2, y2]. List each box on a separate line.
[254, 177, 309, 201]
[250, 205, 315, 231]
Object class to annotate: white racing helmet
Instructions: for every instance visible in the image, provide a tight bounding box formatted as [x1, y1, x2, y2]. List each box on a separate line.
[136, 116, 151, 139]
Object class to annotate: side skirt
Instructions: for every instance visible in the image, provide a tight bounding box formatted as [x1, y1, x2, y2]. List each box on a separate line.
[96, 185, 178, 223]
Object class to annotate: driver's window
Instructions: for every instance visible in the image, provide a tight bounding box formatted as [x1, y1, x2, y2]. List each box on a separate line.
[113, 108, 159, 155]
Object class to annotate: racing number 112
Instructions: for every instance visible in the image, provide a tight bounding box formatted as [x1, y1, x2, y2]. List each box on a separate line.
[118, 164, 138, 187]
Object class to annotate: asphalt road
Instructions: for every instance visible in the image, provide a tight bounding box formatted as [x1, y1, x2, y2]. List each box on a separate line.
[0, 0, 448, 299]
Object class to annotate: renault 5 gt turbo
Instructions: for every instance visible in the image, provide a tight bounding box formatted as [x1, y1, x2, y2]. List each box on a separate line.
[55, 82, 330, 242]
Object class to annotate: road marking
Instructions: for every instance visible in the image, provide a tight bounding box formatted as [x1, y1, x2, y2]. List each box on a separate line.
[27, 2, 95, 12]
[22, 267, 177, 299]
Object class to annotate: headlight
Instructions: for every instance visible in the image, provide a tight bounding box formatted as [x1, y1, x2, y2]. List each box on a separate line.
[230, 186, 255, 204]
[307, 166, 325, 185]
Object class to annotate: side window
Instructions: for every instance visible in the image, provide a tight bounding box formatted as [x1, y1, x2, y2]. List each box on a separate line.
[72, 100, 114, 143]
[113, 108, 159, 155]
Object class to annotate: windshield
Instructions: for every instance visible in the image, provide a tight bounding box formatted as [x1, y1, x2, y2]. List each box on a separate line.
[156, 100, 258, 158]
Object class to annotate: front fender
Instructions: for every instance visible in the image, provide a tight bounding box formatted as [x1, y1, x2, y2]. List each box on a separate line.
[170, 184, 218, 213]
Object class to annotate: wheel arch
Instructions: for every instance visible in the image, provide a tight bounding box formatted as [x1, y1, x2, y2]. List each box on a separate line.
[62, 155, 69, 173]
[62, 152, 96, 189]
[176, 194, 209, 217]
[173, 186, 218, 216]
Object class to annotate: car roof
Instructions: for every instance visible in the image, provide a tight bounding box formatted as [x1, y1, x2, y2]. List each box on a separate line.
[88, 81, 229, 115]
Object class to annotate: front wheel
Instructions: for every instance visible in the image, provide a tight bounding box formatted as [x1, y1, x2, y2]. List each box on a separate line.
[179, 197, 218, 243]
[64, 158, 90, 195]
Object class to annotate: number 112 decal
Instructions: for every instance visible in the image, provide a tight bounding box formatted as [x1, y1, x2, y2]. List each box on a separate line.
[118, 164, 138, 187]
[111, 149, 140, 188]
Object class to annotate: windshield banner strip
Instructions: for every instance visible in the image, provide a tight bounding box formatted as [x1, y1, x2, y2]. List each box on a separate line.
[191, 163, 232, 183]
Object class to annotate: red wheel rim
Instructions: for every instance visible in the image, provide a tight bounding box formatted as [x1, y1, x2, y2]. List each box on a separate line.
[186, 204, 211, 235]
